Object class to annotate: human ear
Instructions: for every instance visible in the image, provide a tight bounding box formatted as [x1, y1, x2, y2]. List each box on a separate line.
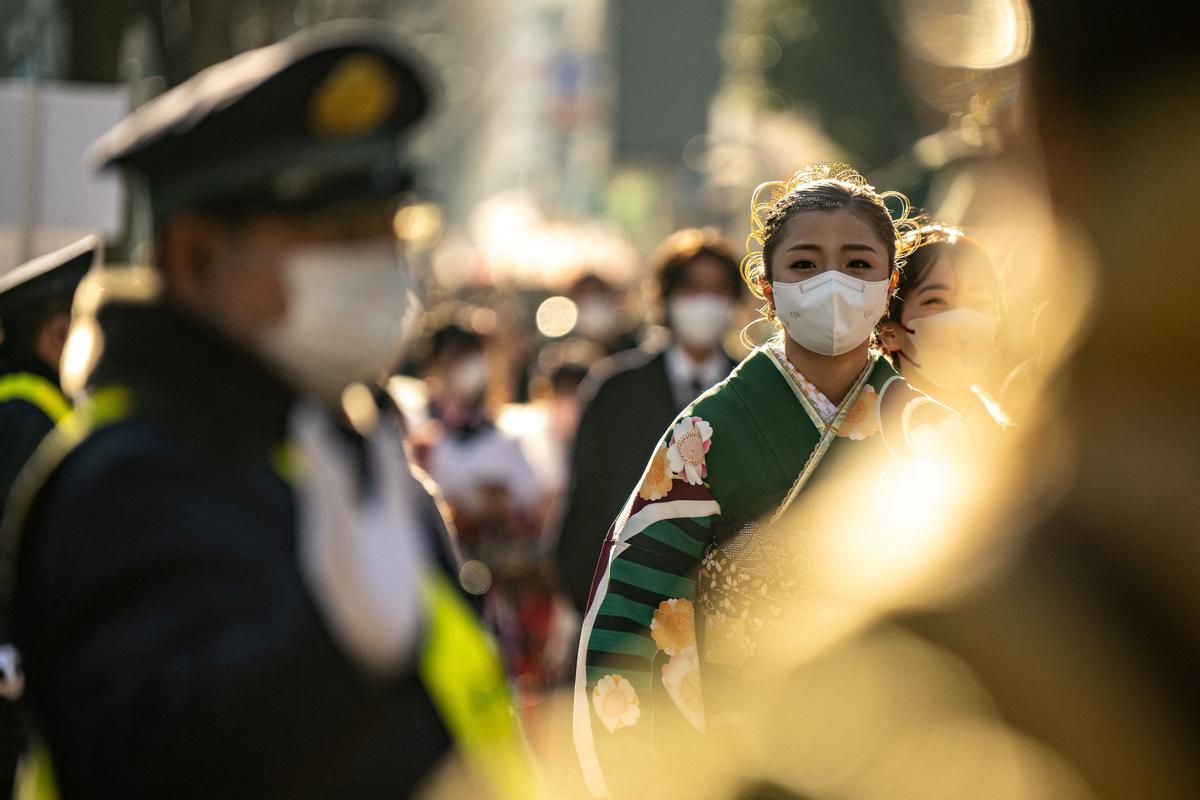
[36, 312, 72, 368]
[159, 214, 231, 311]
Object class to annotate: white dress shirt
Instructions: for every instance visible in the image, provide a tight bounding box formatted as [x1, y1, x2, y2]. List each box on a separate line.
[664, 344, 731, 410]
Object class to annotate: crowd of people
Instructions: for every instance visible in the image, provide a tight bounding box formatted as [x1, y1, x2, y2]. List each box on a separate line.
[0, 5, 1196, 800]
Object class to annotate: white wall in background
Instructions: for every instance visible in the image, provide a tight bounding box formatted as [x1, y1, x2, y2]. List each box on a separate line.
[0, 80, 127, 273]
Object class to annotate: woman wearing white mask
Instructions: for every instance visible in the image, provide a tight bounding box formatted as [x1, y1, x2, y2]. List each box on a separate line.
[574, 163, 971, 798]
[880, 220, 1011, 438]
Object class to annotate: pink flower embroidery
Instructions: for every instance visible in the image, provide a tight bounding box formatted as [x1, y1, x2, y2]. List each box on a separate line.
[667, 416, 713, 485]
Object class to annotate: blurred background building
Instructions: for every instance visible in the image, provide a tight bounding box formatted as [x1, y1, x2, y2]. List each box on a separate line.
[1, 0, 1030, 274]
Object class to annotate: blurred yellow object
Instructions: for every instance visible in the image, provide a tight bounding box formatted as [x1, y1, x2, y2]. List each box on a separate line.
[394, 202, 444, 249]
[307, 54, 398, 138]
[418, 574, 539, 800]
[14, 741, 59, 800]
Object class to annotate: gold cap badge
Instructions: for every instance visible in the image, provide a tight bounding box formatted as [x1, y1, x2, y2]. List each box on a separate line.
[308, 54, 398, 139]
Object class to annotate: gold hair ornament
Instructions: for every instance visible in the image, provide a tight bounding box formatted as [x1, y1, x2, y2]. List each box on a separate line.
[740, 162, 923, 322]
[901, 215, 966, 252]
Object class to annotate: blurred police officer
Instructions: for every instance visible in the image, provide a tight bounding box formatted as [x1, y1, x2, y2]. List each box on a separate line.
[3, 23, 530, 800]
[0, 237, 95, 521]
[0, 237, 94, 800]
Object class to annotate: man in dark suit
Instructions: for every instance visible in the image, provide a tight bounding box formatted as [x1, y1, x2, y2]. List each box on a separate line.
[2, 23, 529, 799]
[554, 228, 744, 612]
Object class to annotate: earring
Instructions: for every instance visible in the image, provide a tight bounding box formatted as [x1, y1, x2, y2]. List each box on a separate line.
[760, 279, 776, 320]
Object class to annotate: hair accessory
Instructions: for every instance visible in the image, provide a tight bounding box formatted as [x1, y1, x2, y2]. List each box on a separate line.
[901, 213, 966, 253]
[739, 161, 922, 324]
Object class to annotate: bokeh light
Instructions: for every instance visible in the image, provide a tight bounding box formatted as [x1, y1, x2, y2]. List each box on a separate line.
[535, 296, 578, 338]
[899, 0, 1033, 69]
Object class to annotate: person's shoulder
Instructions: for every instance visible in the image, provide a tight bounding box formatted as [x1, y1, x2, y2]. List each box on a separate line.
[26, 414, 232, 527]
[874, 370, 973, 459]
[0, 396, 56, 430]
[35, 420, 163, 500]
[688, 348, 769, 425]
[580, 345, 666, 402]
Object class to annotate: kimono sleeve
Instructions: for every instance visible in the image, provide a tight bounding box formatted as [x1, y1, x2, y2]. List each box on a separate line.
[574, 414, 720, 798]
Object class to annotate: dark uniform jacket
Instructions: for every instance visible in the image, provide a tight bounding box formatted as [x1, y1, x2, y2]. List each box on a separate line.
[0, 357, 62, 800]
[553, 345, 734, 612]
[11, 303, 456, 799]
[0, 358, 61, 521]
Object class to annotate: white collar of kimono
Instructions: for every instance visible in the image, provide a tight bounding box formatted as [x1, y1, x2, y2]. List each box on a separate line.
[765, 340, 838, 424]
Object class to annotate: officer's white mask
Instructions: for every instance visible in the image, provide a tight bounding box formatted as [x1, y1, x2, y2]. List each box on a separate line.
[903, 307, 999, 390]
[772, 271, 890, 356]
[256, 238, 421, 402]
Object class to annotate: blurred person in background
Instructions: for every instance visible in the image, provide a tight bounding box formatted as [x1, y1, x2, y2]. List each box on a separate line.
[880, 219, 1013, 442]
[418, 322, 541, 537]
[495, 358, 593, 696]
[415, 323, 562, 698]
[573, 166, 972, 798]
[554, 228, 743, 614]
[0, 238, 95, 799]
[568, 272, 639, 357]
[1, 25, 531, 799]
[497, 358, 590, 514]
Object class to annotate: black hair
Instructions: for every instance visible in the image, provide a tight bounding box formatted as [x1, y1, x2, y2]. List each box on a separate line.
[889, 236, 998, 324]
[428, 323, 483, 362]
[651, 228, 743, 305]
[0, 296, 70, 362]
[761, 183, 899, 282]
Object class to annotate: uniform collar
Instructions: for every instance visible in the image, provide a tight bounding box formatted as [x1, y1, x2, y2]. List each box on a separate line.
[89, 302, 296, 460]
[0, 351, 59, 386]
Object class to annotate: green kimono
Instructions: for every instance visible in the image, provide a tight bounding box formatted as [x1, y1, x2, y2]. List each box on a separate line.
[573, 344, 963, 798]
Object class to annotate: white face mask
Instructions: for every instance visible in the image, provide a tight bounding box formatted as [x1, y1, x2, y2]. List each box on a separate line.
[772, 271, 890, 356]
[669, 294, 733, 351]
[904, 307, 999, 390]
[574, 297, 617, 339]
[447, 353, 488, 399]
[256, 239, 421, 401]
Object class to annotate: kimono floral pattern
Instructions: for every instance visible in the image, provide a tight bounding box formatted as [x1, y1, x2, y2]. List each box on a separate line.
[650, 598, 695, 656]
[638, 444, 674, 501]
[636, 415, 714, 498]
[837, 384, 880, 440]
[698, 526, 804, 669]
[592, 674, 642, 733]
[649, 598, 704, 731]
[667, 416, 714, 485]
[661, 646, 705, 731]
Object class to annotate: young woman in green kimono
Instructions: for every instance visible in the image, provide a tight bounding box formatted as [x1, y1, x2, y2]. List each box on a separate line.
[573, 164, 972, 798]
[879, 219, 1014, 440]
